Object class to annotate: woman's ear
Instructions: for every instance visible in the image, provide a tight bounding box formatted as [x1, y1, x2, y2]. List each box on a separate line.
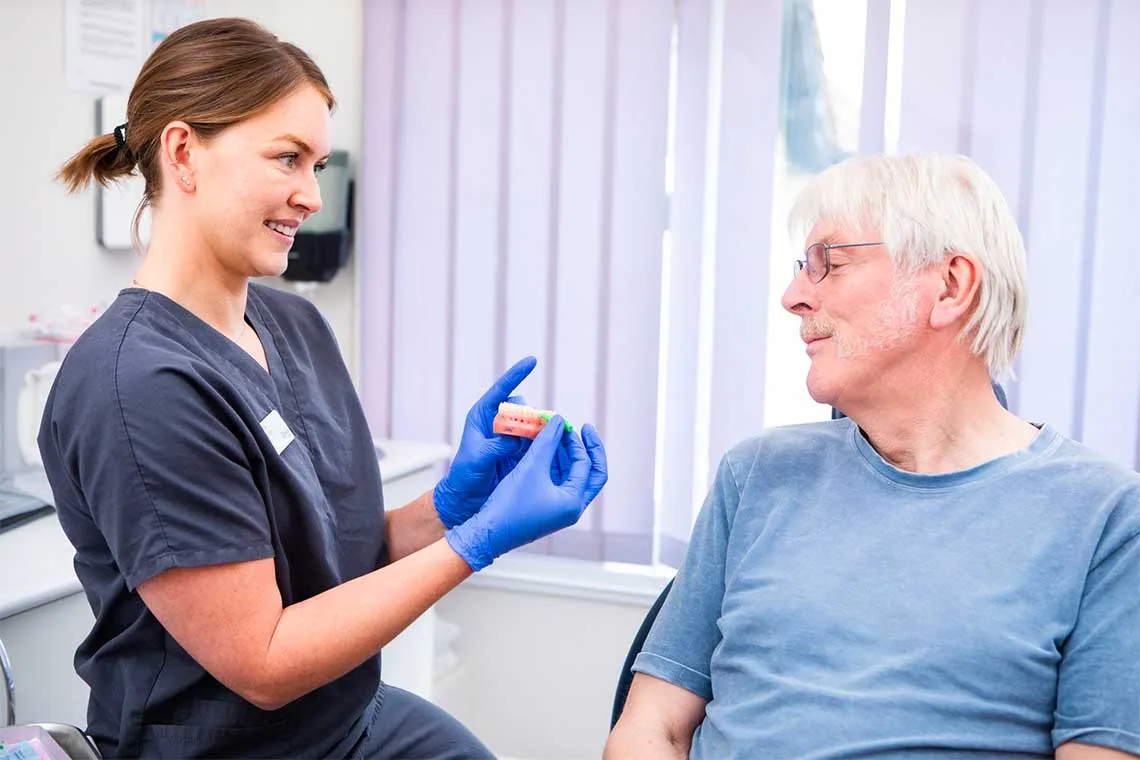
[929, 252, 981, 331]
[159, 121, 196, 192]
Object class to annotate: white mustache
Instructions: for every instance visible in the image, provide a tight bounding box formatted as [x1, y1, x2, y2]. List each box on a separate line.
[800, 317, 835, 342]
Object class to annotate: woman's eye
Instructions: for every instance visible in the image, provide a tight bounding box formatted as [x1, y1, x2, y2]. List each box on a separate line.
[315, 162, 328, 175]
[278, 154, 299, 168]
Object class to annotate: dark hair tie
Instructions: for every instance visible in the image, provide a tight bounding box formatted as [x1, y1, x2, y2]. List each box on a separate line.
[113, 123, 128, 154]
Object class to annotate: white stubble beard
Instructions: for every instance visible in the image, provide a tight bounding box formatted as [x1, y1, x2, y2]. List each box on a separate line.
[824, 273, 924, 359]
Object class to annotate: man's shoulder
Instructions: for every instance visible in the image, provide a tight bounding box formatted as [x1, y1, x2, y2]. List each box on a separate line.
[726, 418, 852, 461]
[1038, 429, 1140, 528]
[1045, 428, 1140, 483]
[721, 419, 854, 480]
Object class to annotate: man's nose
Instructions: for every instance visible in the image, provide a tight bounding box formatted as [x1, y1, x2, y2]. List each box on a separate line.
[782, 269, 815, 315]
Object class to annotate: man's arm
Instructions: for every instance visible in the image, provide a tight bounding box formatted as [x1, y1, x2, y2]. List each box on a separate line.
[604, 673, 708, 759]
[1052, 519, 1140, 754]
[1057, 744, 1140, 760]
[605, 449, 743, 757]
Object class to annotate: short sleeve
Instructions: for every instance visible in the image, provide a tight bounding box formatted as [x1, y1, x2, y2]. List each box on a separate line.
[1052, 502, 1140, 754]
[632, 453, 740, 701]
[76, 364, 274, 590]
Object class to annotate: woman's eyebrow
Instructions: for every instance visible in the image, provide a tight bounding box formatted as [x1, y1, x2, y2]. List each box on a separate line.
[271, 134, 331, 160]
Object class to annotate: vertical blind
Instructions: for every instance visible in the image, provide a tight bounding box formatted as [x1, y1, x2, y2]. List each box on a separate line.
[359, 0, 1140, 567]
[886, 0, 1140, 467]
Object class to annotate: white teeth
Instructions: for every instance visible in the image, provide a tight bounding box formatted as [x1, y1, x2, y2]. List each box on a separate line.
[497, 401, 554, 418]
[265, 221, 296, 237]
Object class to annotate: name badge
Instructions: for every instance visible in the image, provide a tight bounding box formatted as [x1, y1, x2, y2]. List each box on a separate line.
[260, 409, 295, 455]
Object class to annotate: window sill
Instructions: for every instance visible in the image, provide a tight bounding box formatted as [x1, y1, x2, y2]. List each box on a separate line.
[464, 553, 674, 607]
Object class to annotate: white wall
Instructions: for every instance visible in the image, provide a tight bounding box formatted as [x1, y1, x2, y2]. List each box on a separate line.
[0, 0, 362, 375]
[434, 585, 655, 760]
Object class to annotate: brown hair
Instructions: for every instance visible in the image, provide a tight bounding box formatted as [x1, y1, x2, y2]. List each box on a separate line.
[57, 17, 336, 247]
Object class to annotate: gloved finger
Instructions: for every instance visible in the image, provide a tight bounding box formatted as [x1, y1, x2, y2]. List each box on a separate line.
[519, 413, 566, 468]
[505, 393, 528, 407]
[474, 357, 537, 419]
[557, 428, 592, 497]
[496, 434, 531, 477]
[483, 433, 525, 460]
[580, 424, 608, 504]
[550, 435, 571, 483]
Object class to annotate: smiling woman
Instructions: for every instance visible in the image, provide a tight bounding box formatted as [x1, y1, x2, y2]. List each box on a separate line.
[57, 16, 336, 364]
[43, 15, 609, 760]
[57, 19, 335, 259]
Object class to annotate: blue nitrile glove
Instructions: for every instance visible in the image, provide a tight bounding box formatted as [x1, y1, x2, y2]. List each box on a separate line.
[445, 417, 608, 571]
[433, 356, 538, 529]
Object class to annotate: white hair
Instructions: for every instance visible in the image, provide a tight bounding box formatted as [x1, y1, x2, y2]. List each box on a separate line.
[787, 153, 1028, 379]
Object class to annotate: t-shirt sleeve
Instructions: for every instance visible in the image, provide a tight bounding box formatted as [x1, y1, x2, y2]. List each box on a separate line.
[74, 363, 275, 591]
[1052, 499, 1140, 755]
[632, 452, 741, 702]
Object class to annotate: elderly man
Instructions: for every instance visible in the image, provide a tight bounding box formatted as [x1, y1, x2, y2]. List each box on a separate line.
[605, 154, 1140, 759]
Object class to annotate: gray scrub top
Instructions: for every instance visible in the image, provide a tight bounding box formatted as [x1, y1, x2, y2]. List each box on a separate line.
[38, 282, 388, 758]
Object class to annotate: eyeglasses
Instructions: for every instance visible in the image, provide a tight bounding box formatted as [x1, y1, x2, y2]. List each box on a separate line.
[793, 241, 883, 284]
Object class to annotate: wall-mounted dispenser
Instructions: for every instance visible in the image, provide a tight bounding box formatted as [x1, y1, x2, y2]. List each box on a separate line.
[282, 149, 353, 283]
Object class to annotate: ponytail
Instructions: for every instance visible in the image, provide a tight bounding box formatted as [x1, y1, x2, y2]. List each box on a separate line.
[56, 126, 137, 194]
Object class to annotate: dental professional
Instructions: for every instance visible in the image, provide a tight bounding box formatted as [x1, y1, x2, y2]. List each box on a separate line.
[40, 17, 607, 760]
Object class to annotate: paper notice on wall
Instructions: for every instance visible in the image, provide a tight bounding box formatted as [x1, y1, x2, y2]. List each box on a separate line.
[64, 0, 146, 94]
[64, 0, 206, 94]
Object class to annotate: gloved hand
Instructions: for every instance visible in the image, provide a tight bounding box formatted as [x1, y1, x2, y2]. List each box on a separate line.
[445, 417, 608, 571]
[433, 356, 538, 529]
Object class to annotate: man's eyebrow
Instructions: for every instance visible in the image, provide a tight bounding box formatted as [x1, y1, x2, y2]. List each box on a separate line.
[272, 134, 331, 161]
[809, 232, 840, 246]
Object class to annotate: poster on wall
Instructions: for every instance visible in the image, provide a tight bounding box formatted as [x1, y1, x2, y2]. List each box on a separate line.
[64, 0, 146, 94]
[64, 0, 205, 94]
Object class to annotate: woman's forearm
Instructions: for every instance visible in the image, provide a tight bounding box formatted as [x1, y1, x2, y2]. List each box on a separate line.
[385, 490, 448, 562]
[259, 539, 470, 707]
[139, 538, 473, 712]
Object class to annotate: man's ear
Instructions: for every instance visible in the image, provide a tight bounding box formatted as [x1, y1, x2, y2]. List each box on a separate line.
[929, 252, 981, 331]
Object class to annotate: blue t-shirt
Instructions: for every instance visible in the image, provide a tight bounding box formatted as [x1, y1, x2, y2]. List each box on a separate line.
[38, 284, 387, 758]
[634, 419, 1140, 758]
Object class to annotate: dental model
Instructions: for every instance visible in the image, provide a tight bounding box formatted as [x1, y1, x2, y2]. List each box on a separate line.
[492, 402, 573, 439]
